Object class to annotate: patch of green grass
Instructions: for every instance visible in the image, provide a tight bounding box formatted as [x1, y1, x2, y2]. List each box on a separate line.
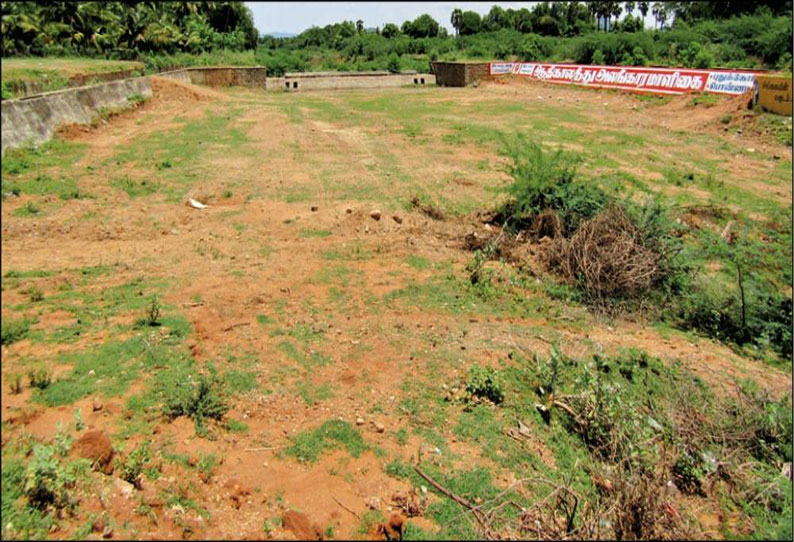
[383, 266, 553, 320]
[310, 264, 351, 286]
[634, 93, 672, 105]
[1, 456, 56, 539]
[2, 173, 87, 200]
[13, 201, 41, 217]
[321, 242, 372, 261]
[405, 254, 432, 270]
[386, 462, 514, 540]
[286, 420, 368, 463]
[1, 317, 34, 345]
[277, 340, 332, 369]
[299, 228, 332, 238]
[1, 139, 86, 178]
[110, 106, 250, 202]
[36, 336, 148, 406]
[3, 269, 54, 279]
[224, 419, 249, 433]
[109, 176, 161, 198]
[758, 112, 793, 147]
[296, 381, 334, 406]
[357, 510, 385, 535]
[223, 369, 258, 394]
[256, 314, 274, 326]
[691, 92, 720, 107]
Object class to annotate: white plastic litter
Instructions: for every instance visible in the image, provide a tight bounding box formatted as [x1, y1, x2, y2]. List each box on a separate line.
[187, 198, 208, 209]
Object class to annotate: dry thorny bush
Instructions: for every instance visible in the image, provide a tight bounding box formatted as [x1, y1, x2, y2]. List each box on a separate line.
[546, 205, 663, 304]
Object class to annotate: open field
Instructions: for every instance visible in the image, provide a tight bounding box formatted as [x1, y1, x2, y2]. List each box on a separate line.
[1, 77, 792, 540]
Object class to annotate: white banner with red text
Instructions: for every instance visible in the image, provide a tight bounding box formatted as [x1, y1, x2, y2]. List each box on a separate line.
[488, 62, 759, 95]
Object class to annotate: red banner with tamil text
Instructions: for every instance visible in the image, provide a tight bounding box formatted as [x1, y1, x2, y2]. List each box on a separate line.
[488, 63, 759, 95]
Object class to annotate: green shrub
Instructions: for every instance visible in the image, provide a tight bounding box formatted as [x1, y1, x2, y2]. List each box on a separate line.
[498, 135, 607, 235]
[465, 364, 504, 404]
[672, 450, 705, 494]
[23, 445, 77, 512]
[162, 373, 229, 436]
[386, 53, 401, 73]
[26, 287, 44, 302]
[9, 373, 23, 394]
[126, 93, 147, 106]
[28, 367, 52, 390]
[673, 277, 792, 360]
[134, 296, 161, 327]
[117, 442, 150, 487]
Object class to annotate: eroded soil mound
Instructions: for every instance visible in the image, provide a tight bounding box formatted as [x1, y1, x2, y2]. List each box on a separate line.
[70, 430, 115, 474]
[149, 75, 223, 104]
[661, 90, 754, 131]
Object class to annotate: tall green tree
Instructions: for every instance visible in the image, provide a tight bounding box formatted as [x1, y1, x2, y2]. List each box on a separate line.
[459, 10, 482, 35]
[450, 8, 462, 37]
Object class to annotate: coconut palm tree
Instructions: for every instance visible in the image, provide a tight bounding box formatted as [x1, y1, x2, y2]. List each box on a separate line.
[450, 8, 463, 37]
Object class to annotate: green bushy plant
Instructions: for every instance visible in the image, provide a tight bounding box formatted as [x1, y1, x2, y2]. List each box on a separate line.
[118, 442, 151, 487]
[386, 53, 401, 73]
[28, 367, 52, 390]
[23, 445, 78, 512]
[1, 318, 33, 345]
[499, 135, 608, 235]
[162, 373, 229, 436]
[465, 364, 505, 404]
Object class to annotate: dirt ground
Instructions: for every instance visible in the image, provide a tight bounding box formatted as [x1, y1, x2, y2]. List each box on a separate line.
[1, 76, 791, 540]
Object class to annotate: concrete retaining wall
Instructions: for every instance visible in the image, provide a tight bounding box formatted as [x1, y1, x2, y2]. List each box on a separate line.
[155, 69, 193, 84]
[2, 76, 151, 154]
[7, 68, 144, 99]
[270, 71, 435, 91]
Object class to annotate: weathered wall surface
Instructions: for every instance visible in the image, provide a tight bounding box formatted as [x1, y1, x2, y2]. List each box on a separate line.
[432, 62, 490, 87]
[465, 63, 490, 84]
[185, 67, 267, 88]
[432, 62, 466, 87]
[275, 72, 434, 91]
[2, 76, 151, 154]
[141, 67, 268, 88]
[155, 69, 193, 84]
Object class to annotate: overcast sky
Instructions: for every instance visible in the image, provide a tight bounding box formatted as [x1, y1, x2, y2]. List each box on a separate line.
[246, 2, 542, 35]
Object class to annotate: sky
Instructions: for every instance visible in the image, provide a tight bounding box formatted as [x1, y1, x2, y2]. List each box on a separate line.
[246, 2, 659, 36]
[246, 2, 542, 35]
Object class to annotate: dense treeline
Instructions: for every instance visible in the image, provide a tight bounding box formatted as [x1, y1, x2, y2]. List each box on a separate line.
[0, 1, 257, 57]
[1, 1, 792, 76]
[256, 2, 792, 76]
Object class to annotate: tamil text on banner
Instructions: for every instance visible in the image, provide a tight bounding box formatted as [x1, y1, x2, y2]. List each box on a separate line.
[488, 63, 759, 96]
[755, 75, 792, 115]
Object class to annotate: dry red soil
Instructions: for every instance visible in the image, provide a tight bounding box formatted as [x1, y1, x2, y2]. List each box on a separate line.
[1, 76, 790, 540]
